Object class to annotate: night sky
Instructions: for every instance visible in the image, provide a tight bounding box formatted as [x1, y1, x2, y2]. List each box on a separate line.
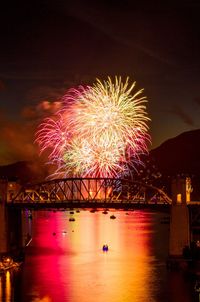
[0, 0, 200, 165]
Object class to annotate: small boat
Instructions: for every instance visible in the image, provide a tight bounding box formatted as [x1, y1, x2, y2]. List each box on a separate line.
[102, 210, 108, 214]
[90, 209, 96, 213]
[102, 244, 109, 252]
[69, 217, 75, 222]
[110, 215, 116, 219]
[69, 211, 74, 214]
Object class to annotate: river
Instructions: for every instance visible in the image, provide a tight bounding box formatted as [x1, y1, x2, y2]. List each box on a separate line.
[0, 209, 198, 301]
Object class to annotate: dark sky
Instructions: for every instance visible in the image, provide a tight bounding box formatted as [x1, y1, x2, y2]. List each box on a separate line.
[0, 0, 200, 165]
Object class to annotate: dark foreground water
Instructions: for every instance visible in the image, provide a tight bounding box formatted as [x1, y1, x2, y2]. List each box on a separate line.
[0, 209, 198, 302]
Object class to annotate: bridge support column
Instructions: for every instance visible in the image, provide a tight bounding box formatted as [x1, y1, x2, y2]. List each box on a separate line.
[0, 203, 8, 254]
[0, 179, 8, 255]
[0, 179, 23, 259]
[169, 204, 190, 256]
[169, 177, 190, 257]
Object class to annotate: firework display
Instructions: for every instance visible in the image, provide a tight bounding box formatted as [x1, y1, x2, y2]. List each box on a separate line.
[36, 77, 151, 178]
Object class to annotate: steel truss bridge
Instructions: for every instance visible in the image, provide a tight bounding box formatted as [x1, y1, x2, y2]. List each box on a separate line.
[7, 178, 172, 209]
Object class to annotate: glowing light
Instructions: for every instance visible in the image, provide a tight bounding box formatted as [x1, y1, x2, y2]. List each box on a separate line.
[36, 76, 151, 178]
[5, 271, 11, 302]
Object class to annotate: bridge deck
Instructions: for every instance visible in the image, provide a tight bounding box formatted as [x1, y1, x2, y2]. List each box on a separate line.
[7, 177, 172, 205]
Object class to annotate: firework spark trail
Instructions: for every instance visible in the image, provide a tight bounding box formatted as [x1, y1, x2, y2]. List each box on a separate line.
[36, 114, 68, 160]
[35, 76, 151, 178]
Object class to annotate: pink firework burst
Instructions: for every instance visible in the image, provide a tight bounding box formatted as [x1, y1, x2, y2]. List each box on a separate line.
[35, 77, 151, 179]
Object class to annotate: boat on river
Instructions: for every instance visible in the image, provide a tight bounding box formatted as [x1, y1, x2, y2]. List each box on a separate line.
[102, 244, 109, 251]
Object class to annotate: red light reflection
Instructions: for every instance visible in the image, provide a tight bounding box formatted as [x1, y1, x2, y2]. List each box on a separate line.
[23, 210, 159, 302]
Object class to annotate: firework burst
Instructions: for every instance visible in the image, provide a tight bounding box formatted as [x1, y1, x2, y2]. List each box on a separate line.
[35, 76, 151, 178]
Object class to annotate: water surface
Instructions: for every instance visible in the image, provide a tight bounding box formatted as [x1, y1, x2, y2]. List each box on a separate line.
[0, 209, 197, 301]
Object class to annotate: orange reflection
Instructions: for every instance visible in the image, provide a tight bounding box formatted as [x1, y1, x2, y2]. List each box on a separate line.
[5, 271, 11, 302]
[0, 271, 12, 302]
[66, 210, 155, 302]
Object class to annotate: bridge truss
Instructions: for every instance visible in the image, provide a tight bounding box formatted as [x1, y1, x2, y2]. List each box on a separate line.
[8, 178, 172, 207]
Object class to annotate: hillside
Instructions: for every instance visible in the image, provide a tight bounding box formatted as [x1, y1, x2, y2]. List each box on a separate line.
[0, 161, 48, 184]
[149, 129, 200, 199]
[150, 129, 200, 176]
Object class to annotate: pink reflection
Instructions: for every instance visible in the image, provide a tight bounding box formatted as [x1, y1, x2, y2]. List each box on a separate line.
[25, 210, 158, 302]
[24, 211, 71, 301]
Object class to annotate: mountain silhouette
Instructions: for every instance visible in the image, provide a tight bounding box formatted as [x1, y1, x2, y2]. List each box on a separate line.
[150, 129, 200, 176]
[149, 129, 200, 199]
[0, 161, 48, 184]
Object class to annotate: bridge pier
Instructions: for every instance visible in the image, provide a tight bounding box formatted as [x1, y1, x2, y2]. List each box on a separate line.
[0, 179, 8, 255]
[169, 204, 190, 257]
[0, 203, 8, 254]
[0, 179, 24, 260]
[167, 177, 192, 270]
[169, 177, 190, 257]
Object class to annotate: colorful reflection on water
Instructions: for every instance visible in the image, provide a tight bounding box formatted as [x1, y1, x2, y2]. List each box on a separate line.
[0, 210, 196, 301]
[0, 270, 12, 302]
